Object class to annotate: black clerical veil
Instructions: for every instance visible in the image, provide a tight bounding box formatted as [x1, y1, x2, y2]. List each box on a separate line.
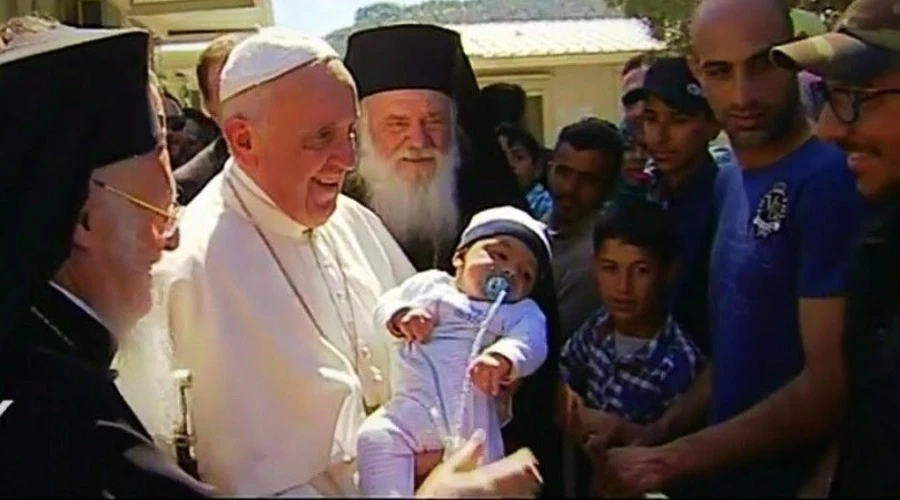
[345, 24, 464, 100]
[344, 23, 521, 213]
[0, 27, 157, 345]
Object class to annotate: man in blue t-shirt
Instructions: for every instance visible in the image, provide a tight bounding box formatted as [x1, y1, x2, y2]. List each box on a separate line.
[599, 0, 862, 496]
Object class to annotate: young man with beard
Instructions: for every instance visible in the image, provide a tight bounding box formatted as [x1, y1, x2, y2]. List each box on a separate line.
[342, 24, 564, 496]
[546, 118, 624, 339]
[601, 0, 862, 496]
[772, 0, 900, 494]
[628, 56, 723, 356]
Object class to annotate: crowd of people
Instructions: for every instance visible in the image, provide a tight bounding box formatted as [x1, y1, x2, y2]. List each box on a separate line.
[2, 0, 900, 496]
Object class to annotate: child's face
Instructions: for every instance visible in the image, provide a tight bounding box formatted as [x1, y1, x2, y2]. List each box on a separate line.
[642, 96, 719, 177]
[499, 136, 537, 190]
[453, 235, 538, 302]
[594, 238, 666, 326]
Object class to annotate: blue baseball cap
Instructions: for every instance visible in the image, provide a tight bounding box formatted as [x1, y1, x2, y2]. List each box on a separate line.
[623, 56, 710, 115]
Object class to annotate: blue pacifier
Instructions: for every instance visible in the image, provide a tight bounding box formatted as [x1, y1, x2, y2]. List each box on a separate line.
[482, 271, 513, 302]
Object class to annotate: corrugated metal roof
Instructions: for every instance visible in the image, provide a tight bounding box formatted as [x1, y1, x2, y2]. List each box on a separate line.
[445, 19, 663, 59]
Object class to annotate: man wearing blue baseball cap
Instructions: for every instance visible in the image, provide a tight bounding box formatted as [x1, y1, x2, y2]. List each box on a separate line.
[622, 56, 722, 357]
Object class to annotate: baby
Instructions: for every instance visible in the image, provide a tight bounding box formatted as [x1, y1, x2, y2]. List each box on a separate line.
[357, 206, 551, 497]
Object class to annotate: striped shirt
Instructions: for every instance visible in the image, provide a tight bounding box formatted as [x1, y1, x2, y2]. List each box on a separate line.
[525, 183, 553, 220]
[560, 308, 705, 425]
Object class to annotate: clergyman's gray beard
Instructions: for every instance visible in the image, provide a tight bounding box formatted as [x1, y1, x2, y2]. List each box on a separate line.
[112, 277, 180, 453]
[356, 133, 461, 251]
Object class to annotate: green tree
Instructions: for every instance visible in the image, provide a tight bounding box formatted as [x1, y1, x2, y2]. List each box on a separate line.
[326, 0, 614, 55]
[606, 0, 854, 52]
[355, 2, 405, 24]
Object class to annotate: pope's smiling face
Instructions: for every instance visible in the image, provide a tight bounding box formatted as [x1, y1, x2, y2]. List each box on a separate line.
[224, 59, 360, 228]
[361, 89, 455, 187]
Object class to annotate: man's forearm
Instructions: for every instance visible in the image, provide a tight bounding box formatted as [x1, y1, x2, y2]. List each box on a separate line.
[639, 367, 711, 445]
[671, 370, 844, 476]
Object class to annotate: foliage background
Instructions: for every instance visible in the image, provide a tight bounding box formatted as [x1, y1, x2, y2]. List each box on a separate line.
[325, 0, 615, 54]
[606, 0, 853, 51]
[325, 0, 854, 55]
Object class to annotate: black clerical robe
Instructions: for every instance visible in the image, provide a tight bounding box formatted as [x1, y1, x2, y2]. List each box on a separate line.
[0, 284, 214, 497]
[174, 136, 229, 205]
[344, 128, 565, 496]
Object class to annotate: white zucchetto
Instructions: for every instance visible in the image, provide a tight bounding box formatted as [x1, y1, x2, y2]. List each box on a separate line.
[219, 27, 339, 102]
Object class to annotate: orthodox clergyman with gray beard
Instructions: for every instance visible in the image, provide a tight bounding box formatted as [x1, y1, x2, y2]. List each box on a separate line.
[342, 24, 566, 496]
[0, 18, 212, 496]
[343, 24, 528, 272]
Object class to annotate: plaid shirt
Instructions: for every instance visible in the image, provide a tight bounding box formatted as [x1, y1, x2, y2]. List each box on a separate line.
[560, 308, 705, 425]
[526, 182, 553, 220]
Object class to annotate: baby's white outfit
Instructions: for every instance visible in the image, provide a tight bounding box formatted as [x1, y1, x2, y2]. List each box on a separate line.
[357, 270, 547, 497]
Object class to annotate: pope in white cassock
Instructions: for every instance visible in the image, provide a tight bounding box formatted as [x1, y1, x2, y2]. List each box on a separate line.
[146, 29, 416, 496]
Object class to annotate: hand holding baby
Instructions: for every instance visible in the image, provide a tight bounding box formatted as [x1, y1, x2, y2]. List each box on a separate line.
[469, 353, 512, 396]
[388, 307, 435, 343]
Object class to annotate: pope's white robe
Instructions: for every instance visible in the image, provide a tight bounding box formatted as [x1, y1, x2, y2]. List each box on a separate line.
[153, 160, 415, 496]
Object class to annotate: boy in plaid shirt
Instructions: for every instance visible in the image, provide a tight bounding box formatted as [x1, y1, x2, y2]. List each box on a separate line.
[559, 200, 705, 450]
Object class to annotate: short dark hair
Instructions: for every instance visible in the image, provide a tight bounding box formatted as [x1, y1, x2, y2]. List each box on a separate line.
[480, 83, 527, 126]
[593, 199, 676, 265]
[495, 122, 542, 161]
[196, 34, 245, 105]
[555, 117, 624, 173]
[621, 52, 654, 77]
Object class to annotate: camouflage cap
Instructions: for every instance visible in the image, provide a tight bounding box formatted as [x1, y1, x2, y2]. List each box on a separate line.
[771, 0, 900, 84]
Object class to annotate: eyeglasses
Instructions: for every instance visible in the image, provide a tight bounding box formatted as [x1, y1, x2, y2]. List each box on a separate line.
[91, 179, 183, 239]
[818, 81, 900, 125]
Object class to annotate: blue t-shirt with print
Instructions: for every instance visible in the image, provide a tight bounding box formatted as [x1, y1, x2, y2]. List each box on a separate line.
[708, 137, 862, 495]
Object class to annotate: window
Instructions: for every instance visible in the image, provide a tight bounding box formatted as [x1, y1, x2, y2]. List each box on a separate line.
[78, 0, 103, 27]
[59, 0, 104, 28]
[524, 94, 544, 145]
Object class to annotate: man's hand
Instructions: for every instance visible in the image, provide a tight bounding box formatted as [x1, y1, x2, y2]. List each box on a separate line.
[556, 383, 583, 434]
[632, 418, 673, 446]
[469, 353, 512, 397]
[388, 307, 434, 343]
[587, 449, 644, 498]
[598, 444, 682, 494]
[416, 429, 543, 498]
[578, 408, 643, 449]
[414, 450, 444, 487]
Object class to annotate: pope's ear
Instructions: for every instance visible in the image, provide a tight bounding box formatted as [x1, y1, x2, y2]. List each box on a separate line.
[222, 116, 255, 164]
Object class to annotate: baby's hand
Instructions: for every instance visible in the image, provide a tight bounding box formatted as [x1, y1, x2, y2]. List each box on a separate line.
[469, 353, 512, 396]
[388, 307, 434, 343]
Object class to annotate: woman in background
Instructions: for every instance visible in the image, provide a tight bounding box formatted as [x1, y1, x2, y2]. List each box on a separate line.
[496, 123, 553, 220]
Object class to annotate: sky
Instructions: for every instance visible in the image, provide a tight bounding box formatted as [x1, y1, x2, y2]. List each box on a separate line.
[272, 0, 426, 37]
